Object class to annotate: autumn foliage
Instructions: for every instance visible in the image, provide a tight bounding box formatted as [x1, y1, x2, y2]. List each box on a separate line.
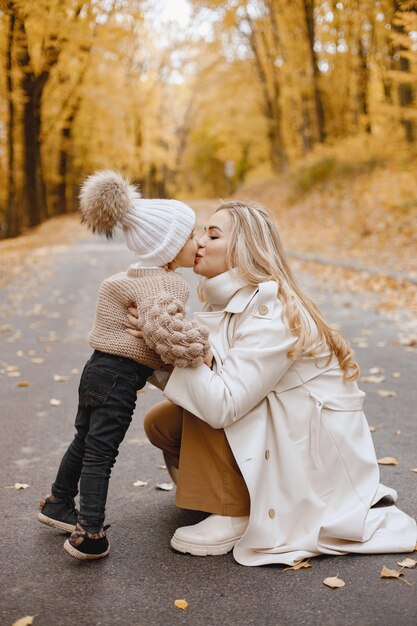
[0, 0, 416, 239]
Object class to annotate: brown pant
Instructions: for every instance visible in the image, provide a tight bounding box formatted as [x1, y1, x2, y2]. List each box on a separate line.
[144, 400, 250, 516]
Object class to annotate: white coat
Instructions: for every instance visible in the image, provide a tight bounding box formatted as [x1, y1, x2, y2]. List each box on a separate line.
[164, 281, 417, 566]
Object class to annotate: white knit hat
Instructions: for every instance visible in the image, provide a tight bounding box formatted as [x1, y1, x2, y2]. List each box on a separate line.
[79, 170, 195, 267]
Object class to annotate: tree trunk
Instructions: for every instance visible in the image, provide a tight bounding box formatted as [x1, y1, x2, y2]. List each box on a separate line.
[303, 0, 326, 143]
[357, 36, 371, 134]
[392, 0, 414, 143]
[16, 18, 48, 227]
[5, 11, 20, 238]
[244, 12, 287, 171]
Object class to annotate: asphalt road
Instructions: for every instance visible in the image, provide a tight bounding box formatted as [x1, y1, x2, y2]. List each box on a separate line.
[0, 232, 416, 626]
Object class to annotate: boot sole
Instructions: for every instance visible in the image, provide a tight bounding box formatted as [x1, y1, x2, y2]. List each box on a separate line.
[63, 539, 110, 560]
[38, 512, 76, 533]
[170, 534, 241, 557]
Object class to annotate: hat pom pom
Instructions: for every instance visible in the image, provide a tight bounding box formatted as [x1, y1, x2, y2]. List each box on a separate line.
[79, 170, 141, 237]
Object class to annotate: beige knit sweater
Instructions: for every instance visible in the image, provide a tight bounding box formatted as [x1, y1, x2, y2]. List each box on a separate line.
[89, 266, 209, 370]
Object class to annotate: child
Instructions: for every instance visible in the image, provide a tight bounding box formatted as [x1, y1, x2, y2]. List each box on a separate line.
[38, 170, 209, 560]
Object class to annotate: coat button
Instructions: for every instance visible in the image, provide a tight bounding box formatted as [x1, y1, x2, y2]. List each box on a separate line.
[265, 450, 270, 460]
[259, 305, 268, 315]
[268, 508, 276, 519]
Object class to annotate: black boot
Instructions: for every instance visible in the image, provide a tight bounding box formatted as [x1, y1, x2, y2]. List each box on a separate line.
[38, 494, 78, 533]
[64, 523, 110, 560]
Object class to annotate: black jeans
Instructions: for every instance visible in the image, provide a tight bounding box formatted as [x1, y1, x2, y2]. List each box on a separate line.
[52, 350, 153, 532]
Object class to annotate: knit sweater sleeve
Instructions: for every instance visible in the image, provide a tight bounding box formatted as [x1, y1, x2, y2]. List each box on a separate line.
[139, 293, 210, 368]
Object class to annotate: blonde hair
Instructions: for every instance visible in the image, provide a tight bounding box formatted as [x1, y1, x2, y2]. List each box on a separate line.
[216, 200, 359, 381]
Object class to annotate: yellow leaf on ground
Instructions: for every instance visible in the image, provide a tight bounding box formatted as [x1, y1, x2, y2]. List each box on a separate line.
[53, 374, 70, 382]
[14, 483, 30, 490]
[12, 617, 34, 626]
[369, 425, 377, 432]
[377, 390, 397, 398]
[380, 566, 402, 579]
[397, 558, 416, 568]
[411, 469, 417, 473]
[31, 358, 45, 364]
[49, 399, 61, 406]
[133, 480, 148, 487]
[377, 457, 398, 465]
[361, 375, 385, 384]
[283, 560, 312, 571]
[369, 367, 384, 374]
[380, 566, 412, 586]
[174, 599, 188, 611]
[323, 575, 345, 588]
[17, 381, 30, 387]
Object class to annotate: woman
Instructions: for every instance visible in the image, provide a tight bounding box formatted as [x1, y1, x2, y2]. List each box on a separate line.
[128, 200, 416, 566]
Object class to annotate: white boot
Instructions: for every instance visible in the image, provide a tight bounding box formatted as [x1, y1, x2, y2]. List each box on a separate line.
[170, 514, 249, 556]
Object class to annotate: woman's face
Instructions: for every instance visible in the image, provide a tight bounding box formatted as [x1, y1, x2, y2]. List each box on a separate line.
[194, 209, 232, 278]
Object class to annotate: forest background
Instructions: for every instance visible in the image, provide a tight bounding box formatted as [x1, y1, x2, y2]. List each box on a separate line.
[0, 0, 416, 300]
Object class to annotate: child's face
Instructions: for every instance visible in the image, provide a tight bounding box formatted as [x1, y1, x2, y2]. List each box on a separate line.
[172, 230, 198, 268]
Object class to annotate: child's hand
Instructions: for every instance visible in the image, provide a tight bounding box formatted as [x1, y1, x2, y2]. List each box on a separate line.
[204, 349, 214, 368]
[126, 306, 143, 338]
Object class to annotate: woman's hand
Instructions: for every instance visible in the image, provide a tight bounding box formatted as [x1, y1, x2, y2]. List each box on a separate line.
[204, 349, 214, 368]
[126, 306, 143, 338]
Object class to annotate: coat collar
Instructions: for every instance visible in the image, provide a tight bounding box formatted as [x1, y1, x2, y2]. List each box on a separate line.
[224, 281, 278, 314]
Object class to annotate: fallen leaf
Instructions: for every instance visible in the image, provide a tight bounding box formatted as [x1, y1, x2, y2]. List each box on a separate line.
[397, 558, 416, 568]
[49, 399, 61, 406]
[411, 469, 417, 473]
[380, 565, 412, 586]
[156, 482, 174, 491]
[369, 367, 384, 374]
[323, 575, 345, 589]
[53, 374, 70, 382]
[361, 375, 386, 384]
[7, 365, 19, 372]
[71, 368, 79, 374]
[174, 599, 188, 611]
[369, 425, 377, 432]
[17, 381, 30, 387]
[31, 357, 45, 364]
[14, 483, 30, 490]
[392, 372, 401, 378]
[158, 464, 167, 470]
[395, 430, 401, 435]
[399, 337, 417, 347]
[133, 480, 148, 487]
[11, 617, 34, 626]
[283, 560, 312, 571]
[377, 457, 398, 465]
[377, 390, 397, 398]
[380, 566, 402, 579]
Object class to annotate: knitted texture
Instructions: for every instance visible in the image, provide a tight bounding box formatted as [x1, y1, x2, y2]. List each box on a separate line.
[139, 294, 209, 368]
[89, 267, 209, 369]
